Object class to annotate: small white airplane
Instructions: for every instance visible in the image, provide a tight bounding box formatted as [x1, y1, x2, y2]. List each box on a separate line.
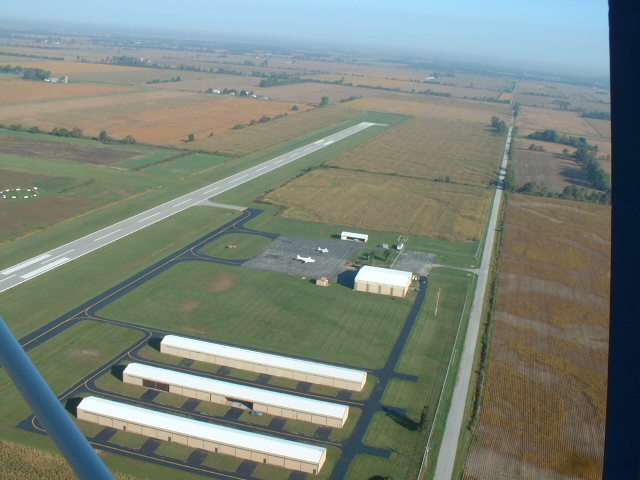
[296, 255, 316, 264]
[317, 247, 329, 253]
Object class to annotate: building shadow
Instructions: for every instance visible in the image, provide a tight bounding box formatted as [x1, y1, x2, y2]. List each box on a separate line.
[65, 397, 83, 416]
[111, 364, 126, 381]
[337, 269, 358, 288]
[148, 337, 162, 351]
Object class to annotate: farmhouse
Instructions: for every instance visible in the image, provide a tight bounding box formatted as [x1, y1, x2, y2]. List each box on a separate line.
[340, 231, 368, 243]
[354, 265, 413, 298]
[161, 335, 367, 391]
[76, 396, 326, 474]
[123, 363, 349, 427]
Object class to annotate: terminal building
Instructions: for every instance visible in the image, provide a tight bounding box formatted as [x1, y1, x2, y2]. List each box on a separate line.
[123, 363, 349, 427]
[77, 396, 326, 474]
[354, 265, 413, 298]
[160, 335, 367, 392]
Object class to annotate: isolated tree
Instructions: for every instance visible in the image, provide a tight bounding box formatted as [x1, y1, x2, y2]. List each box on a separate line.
[70, 127, 83, 138]
[319, 96, 329, 107]
[419, 406, 429, 433]
[98, 130, 109, 142]
[291, 105, 299, 111]
[187, 133, 195, 142]
[123, 135, 136, 144]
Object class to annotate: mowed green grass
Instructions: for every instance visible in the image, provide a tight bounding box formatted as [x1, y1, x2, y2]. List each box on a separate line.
[199, 233, 272, 259]
[351, 268, 474, 480]
[0, 320, 144, 426]
[0, 206, 237, 338]
[98, 262, 413, 369]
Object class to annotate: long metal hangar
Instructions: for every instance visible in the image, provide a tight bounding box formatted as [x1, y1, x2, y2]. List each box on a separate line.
[354, 265, 413, 298]
[161, 335, 367, 391]
[77, 396, 327, 474]
[123, 363, 349, 427]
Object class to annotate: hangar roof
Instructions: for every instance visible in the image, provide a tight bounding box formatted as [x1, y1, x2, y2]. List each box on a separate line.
[341, 231, 369, 240]
[355, 265, 413, 288]
[161, 335, 366, 384]
[78, 396, 326, 464]
[124, 363, 348, 420]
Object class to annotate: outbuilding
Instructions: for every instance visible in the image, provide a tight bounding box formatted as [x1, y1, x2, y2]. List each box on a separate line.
[77, 396, 326, 474]
[123, 363, 349, 427]
[354, 265, 413, 298]
[340, 231, 368, 243]
[160, 335, 367, 392]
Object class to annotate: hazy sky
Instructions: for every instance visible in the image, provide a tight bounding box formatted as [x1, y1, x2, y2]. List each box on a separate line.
[2, 0, 609, 75]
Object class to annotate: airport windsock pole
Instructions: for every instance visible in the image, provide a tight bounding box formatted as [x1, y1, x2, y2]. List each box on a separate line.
[0, 316, 114, 480]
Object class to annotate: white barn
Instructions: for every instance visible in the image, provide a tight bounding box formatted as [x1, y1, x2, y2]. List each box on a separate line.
[123, 363, 349, 427]
[354, 265, 413, 298]
[77, 396, 326, 474]
[340, 231, 368, 243]
[160, 335, 367, 391]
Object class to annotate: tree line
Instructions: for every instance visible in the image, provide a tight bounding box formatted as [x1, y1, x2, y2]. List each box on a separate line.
[0, 65, 52, 81]
[0, 123, 136, 145]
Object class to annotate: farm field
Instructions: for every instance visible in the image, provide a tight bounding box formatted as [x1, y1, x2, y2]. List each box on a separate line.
[511, 139, 596, 192]
[463, 194, 610, 480]
[0, 89, 307, 145]
[0, 77, 133, 104]
[327, 116, 505, 187]
[186, 105, 363, 156]
[516, 105, 603, 138]
[254, 82, 380, 104]
[98, 261, 414, 369]
[345, 93, 511, 123]
[264, 168, 492, 242]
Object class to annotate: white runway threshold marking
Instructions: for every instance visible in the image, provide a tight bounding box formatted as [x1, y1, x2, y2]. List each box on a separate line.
[1, 254, 51, 275]
[41, 249, 75, 265]
[0, 274, 16, 283]
[20, 257, 71, 279]
[93, 229, 122, 242]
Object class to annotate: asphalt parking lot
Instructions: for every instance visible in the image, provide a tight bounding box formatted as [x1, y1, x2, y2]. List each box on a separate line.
[242, 235, 362, 281]
[392, 251, 437, 275]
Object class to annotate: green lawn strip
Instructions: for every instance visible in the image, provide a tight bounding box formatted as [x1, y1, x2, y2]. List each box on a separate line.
[199, 233, 272, 259]
[282, 419, 317, 436]
[111, 430, 149, 450]
[154, 441, 193, 461]
[328, 406, 362, 441]
[76, 419, 106, 438]
[154, 392, 190, 408]
[345, 453, 404, 479]
[228, 369, 260, 382]
[135, 345, 183, 366]
[238, 409, 274, 426]
[252, 462, 292, 480]
[94, 370, 146, 399]
[97, 262, 412, 369]
[0, 206, 237, 338]
[202, 451, 243, 472]
[362, 412, 425, 479]
[195, 401, 231, 418]
[267, 376, 300, 390]
[0, 320, 143, 425]
[139, 152, 228, 176]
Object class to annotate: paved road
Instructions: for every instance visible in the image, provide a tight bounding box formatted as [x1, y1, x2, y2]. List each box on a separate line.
[0, 121, 382, 294]
[433, 124, 513, 479]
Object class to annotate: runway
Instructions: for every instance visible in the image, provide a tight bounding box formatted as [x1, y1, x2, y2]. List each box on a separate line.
[0, 121, 381, 294]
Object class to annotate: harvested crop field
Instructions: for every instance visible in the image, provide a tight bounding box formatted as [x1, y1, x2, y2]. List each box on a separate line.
[0, 77, 132, 104]
[516, 106, 602, 138]
[187, 105, 362, 156]
[0, 133, 142, 164]
[254, 82, 379, 104]
[264, 168, 491, 241]
[327, 116, 504, 187]
[1, 60, 145, 75]
[346, 93, 511, 123]
[464, 194, 610, 480]
[0, 91, 307, 145]
[512, 140, 595, 192]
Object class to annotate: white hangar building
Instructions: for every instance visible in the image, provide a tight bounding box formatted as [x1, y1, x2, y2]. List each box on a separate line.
[160, 335, 367, 392]
[123, 363, 349, 428]
[77, 396, 326, 474]
[354, 265, 413, 298]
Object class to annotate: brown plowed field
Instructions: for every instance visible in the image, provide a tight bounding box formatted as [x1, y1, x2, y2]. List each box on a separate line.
[517, 106, 602, 137]
[0, 77, 132, 104]
[463, 194, 610, 480]
[327, 116, 504, 187]
[264, 168, 491, 241]
[346, 93, 511, 123]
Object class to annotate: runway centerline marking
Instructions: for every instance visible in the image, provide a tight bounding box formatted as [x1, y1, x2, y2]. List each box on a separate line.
[137, 211, 162, 223]
[172, 199, 191, 208]
[93, 229, 122, 242]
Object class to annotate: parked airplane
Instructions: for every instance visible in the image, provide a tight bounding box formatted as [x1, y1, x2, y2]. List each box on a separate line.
[296, 255, 316, 264]
[317, 247, 329, 253]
